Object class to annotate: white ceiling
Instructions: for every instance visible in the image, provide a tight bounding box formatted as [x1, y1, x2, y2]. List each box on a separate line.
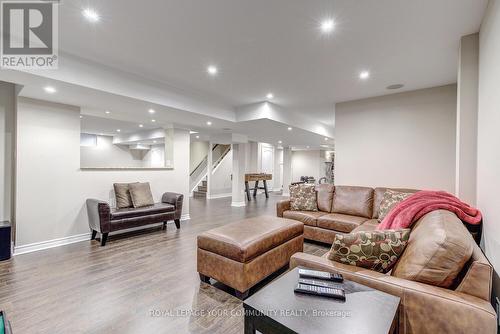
[58, 0, 488, 125]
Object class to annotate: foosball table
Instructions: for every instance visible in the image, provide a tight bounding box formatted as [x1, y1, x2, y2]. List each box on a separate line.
[244, 173, 272, 201]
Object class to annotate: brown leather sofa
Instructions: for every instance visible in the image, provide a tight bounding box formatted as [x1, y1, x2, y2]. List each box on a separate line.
[279, 185, 496, 333]
[277, 185, 418, 244]
[86, 192, 183, 246]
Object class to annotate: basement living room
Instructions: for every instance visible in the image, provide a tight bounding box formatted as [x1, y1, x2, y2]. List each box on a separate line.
[1, 0, 500, 333]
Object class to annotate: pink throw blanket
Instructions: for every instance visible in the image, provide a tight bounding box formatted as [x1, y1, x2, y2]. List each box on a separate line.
[377, 190, 482, 230]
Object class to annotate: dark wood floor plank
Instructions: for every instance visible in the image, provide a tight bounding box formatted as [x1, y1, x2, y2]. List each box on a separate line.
[0, 194, 328, 333]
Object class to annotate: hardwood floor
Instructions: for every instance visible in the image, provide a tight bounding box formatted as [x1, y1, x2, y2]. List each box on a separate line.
[0, 194, 329, 333]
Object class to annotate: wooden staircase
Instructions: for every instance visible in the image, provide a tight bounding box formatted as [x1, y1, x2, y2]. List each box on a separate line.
[193, 179, 207, 198]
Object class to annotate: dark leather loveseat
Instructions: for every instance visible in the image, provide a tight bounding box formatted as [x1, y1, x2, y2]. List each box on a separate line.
[86, 192, 183, 246]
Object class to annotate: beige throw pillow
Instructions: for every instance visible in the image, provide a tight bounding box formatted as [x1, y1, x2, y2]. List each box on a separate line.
[129, 182, 155, 208]
[289, 184, 318, 211]
[114, 183, 137, 208]
[378, 189, 414, 221]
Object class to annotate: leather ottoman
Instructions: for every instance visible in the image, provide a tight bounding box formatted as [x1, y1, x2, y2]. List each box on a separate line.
[197, 216, 304, 299]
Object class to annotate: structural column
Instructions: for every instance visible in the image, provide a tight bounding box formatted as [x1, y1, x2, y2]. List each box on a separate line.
[282, 146, 292, 197]
[455, 33, 479, 204]
[231, 143, 247, 207]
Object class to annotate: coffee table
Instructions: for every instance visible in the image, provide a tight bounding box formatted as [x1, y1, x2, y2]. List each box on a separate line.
[243, 267, 400, 334]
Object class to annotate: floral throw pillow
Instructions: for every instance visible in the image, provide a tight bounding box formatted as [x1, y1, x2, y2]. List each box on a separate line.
[378, 189, 414, 221]
[289, 184, 318, 211]
[328, 229, 411, 273]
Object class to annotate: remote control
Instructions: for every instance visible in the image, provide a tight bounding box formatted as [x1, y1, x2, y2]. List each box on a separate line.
[298, 268, 343, 282]
[294, 283, 346, 300]
[298, 278, 343, 289]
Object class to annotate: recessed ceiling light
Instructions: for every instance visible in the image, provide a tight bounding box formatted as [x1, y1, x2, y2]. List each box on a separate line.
[266, 93, 274, 100]
[151, 119, 156, 123]
[278, 140, 282, 144]
[79, 115, 83, 119]
[359, 71, 370, 80]
[320, 19, 335, 34]
[306, 146, 310, 149]
[207, 66, 218, 75]
[105, 110, 110, 114]
[287, 127, 292, 131]
[324, 137, 328, 141]
[148, 109, 155, 114]
[153, 140, 157, 143]
[139, 124, 143, 128]
[82, 8, 100, 22]
[116, 129, 121, 132]
[206, 121, 212, 126]
[196, 135, 200, 139]
[387, 84, 405, 90]
[44, 86, 56, 94]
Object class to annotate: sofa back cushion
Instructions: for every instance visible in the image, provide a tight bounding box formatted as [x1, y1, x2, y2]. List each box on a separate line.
[372, 187, 418, 219]
[315, 184, 334, 212]
[332, 186, 374, 218]
[391, 210, 474, 288]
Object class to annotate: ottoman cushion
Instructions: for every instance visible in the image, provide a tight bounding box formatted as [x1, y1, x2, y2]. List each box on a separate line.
[197, 216, 303, 262]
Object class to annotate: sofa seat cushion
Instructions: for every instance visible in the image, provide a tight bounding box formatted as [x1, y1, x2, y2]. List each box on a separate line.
[111, 202, 175, 220]
[282, 210, 326, 227]
[352, 219, 380, 233]
[317, 213, 369, 233]
[197, 216, 303, 262]
[391, 210, 474, 288]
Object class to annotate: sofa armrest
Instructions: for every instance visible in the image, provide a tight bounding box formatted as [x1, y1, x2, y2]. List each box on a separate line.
[290, 252, 497, 333]
[86, 199, 111, 233]
[277, 199, 290, 217]
[162, 192, 184, 219]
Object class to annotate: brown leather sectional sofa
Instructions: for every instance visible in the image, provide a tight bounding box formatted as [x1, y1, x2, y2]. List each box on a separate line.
[86, 192, 183, 246]
[277, 185, 417, 244]
[278, 185, 496, 333]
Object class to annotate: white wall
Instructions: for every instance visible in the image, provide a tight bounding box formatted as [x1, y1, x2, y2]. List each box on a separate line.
[81, 135, 165, 168]
[291, 150, 324, 183]
[335, 85, 457, 191]
[0, 82, 15, 222]
[477, 0, 500, 277]
[189, 141, 209, 173]
[209, 149, 232, 196]
[456, 33, 479, 205]
[16, 98, 190, 247]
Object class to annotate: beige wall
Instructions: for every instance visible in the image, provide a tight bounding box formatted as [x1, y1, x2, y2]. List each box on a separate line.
[335, 85, 457, 191]
[456, 33, 479, 205]
[16, 98, 190, 247]
[477, 0, 500, 274]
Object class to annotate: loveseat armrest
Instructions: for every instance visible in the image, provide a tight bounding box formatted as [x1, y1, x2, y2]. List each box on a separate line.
[162, 192, 184, 219]
[277, 199, 290, 217]
[290, 252, 497, 333]
[86, 199, 111, 233]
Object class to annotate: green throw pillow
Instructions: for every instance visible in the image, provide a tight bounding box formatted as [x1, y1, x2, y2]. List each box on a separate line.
[289, 184, 318, 211]
[328, 229, 411, 273]
[378, 189, 414, 221]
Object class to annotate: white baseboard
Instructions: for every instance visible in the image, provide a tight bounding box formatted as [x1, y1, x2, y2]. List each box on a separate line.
[14, 232, 91, 256]
[14, 214, 191, 256]
[231, 201, 246, 207]
[207, 193, 232, 199]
